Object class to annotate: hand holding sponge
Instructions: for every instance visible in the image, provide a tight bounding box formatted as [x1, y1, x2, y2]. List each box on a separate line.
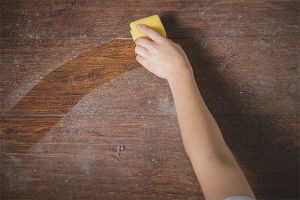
[130, 15, 166, 42]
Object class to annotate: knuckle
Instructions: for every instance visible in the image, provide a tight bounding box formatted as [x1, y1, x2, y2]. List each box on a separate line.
[135, 38, 140, 44]
[148, 43, 157, 51]
[134, 46, 139, 53]
[156, 35, 165, 43]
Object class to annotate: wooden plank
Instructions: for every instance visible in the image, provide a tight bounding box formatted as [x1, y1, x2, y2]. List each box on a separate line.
[2, 38, 298, 116]
[1, 0, 299, 39]
[1, 115, 298, 199]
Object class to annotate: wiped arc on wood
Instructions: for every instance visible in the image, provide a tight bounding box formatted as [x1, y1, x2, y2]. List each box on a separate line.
[0, 40, 141, 153]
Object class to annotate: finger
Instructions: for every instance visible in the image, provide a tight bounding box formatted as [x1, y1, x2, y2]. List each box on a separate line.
[136, 55, 148, 68]
[137, 24, 163, 42]
[135, 37, 152, 49]
[135, 45, 148, 59]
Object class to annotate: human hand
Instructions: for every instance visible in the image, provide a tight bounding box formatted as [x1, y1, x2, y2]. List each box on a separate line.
[134, 24, 193, 81]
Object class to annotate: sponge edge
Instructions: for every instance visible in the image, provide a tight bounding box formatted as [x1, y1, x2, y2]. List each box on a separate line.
[130, 15, 166, 42]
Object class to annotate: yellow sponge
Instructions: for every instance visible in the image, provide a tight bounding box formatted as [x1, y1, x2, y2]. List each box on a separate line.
[130, 15, 166, 42]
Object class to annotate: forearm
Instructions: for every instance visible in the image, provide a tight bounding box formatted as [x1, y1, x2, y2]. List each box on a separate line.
[168, 69, 255, 200]
[168, 70, 229, 159]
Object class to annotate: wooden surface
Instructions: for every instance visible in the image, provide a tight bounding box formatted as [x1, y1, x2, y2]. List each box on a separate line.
[0, 0, 299, 199]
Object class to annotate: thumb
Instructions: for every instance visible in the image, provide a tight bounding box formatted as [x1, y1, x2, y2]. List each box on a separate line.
[137, 24, 163, 42]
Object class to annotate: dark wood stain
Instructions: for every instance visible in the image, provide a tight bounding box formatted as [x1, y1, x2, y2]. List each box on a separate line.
[0, 0, 299, 199]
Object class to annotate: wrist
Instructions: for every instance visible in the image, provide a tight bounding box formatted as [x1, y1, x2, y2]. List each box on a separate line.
[167, 65, 195, 87]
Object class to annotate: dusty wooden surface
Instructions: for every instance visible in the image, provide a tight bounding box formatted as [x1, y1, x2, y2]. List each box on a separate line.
[0, 0, 299, 199]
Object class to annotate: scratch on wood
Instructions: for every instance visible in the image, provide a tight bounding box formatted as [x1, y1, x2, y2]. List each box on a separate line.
[116, 145, 125, 162]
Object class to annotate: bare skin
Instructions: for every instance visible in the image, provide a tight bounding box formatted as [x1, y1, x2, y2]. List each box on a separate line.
[134, 24, 256, 200]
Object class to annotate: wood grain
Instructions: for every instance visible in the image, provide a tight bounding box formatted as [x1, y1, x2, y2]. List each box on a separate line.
[0, 116, 61, 153]
[1, 115, 298, 199]
[1, 0, 299, 199]
[1, 0, 299, 39]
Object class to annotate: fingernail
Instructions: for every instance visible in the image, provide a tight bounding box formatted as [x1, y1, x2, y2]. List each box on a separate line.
[137, 24, 143, 30]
